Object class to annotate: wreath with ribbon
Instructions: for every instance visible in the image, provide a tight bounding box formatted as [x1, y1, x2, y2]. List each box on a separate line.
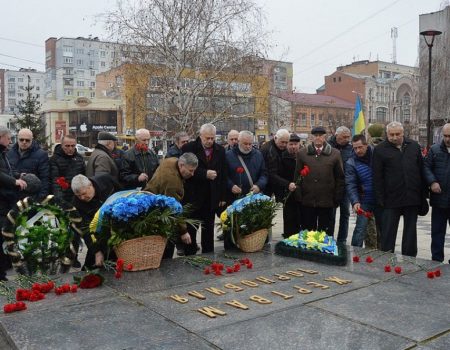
[1, 195, 83, 276]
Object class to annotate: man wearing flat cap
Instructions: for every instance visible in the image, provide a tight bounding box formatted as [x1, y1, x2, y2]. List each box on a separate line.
[86, 132, 120, 183]
[279, 133, 302, 237]
[294, 126, 344, 237]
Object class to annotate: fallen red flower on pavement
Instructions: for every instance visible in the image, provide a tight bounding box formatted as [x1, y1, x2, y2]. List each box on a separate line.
[394, 266, 402, 274]
[365, 256, 373, 263]
[434, 269, 441, 277]
[427, 271, 435, 279]
[384, 265, 391, 272]
[352, 256, 360, 263]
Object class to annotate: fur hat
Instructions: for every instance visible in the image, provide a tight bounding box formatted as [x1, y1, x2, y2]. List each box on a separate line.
[97, 132, 117, 141]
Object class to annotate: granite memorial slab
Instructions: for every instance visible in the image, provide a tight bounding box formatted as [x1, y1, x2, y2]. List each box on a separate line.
[200, 305, 415, 350]
[311, 279, 450, 342]
[0, 295, 215, 350]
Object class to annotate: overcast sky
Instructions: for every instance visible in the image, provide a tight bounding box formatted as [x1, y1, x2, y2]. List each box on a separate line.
[0, 0, 447, 93]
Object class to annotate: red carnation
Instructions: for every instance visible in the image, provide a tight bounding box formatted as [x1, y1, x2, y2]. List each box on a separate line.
[299, 165, 310, 177]
[14, 301, 27, 311]
[226, 267, 233, 274]
[246, 262, 253, 269]
[352, 256, 360, 263]
[427, 271, 435, 279]
[384, 265, 391, 272]
[79, 274, 103, 289]
[236, 167, 245, 174]
[135, 143, 149, 153]
[204, 267, 210, 275]
[434, 269, 441, 277]
[126, 263, 133, 271]
[365, 256, 374, 263]
[233, 263, 241, 272]
[55, 177, 70, 190]
[394, 266, 402, 274]
[114, 271, 122, 279]
[3, 304, 16, 313]
[214, 270, 222, 276]
[70, 285, 78, 293]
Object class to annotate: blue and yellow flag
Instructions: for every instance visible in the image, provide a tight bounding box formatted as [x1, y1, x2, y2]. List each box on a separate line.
[353, 95, 365, 136]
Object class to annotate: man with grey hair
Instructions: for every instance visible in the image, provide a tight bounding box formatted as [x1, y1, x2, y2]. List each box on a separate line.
[260, 128, 290, 201]
[328, 126, 353, 243]
[225, 129, 239, 151]
[0, 127, 27, 280]
[86, 132, 119, 182]
[120, 128, 159, 189]
[181, 123, 227, 255]
[72, 173, 120, 269]
[373, 121, 424, 257]
[166, 131, 190, 158]
[145, 152, 198, 258]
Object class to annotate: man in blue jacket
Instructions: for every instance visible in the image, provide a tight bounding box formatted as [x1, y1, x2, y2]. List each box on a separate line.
[7, 128, 49, 201]
[345, 135, 376, 247]
[423, 123, 450, 263]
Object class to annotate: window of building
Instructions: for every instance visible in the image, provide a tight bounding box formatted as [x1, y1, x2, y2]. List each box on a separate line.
[8, 91, 15, 97]
[333, 77, 336, 82]
[18, 93, 24, 98]
[76, 59, 83, 66]
[8, 83, 14, 89]
[338, 77, 341, 82]
[90, 81, 96, 88]
[65, 90, 72, 96]
[90, 70, 96, 77]
[35, 86, 40, 91]
[90, 92, 95, 98]
[301, 113, 307, 127]
[64, 57, 73, 64]
[77, 91, 85, 97]
[318, 114, 323, 126]
[8, 77, 15, 82]
[8, 99, 16, 105]
[89, 60, 94, 67]
[18, 77, 23, 83]
[63, 46, 73, 57]
[100, 51, 106, 57]
[65, 68, 73, 75]
[77, 70, 84, 75]
[76, 48, 84, 54]
[310, 114, 315, 127]
[35, 79, 40, 84]
[100, 61, 106, 68]
[77, 81, 85, 87]
[375, 107, 387, 122]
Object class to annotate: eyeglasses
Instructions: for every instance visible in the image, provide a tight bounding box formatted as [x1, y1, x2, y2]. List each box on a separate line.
[63, 145, 76, 148]
[19, 138, 31, 143]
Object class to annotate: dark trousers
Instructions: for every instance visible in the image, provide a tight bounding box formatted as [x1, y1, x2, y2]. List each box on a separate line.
[162, 240, 175, 259]
[430, 207, 450, 262]
[381, 206, 418, 257]
[185, 205, 215, 255]
[331, 194, 350, 243]
[283, 198, 301, 238]
[301, 206, 334, 236]
[0, 216, 11, 279]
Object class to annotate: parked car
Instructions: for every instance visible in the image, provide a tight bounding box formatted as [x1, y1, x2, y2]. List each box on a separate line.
[76, 144, 93, 157]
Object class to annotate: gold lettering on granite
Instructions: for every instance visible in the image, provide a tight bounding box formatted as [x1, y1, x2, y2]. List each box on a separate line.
[225, 300, 249, 310]
[205, 287, 226, 295]
[255, 276, 276, 284]
[197, 306, 227, 318]
[285, 271, 304, 277]
[224, 283, 244, 292]
[306, 281, 329, 289]
[274, 273, 291, 281]
[297, 268, 319, 274]
[293, 286, 312, 294]
[188, 291, 206, 300]
[271, 291, 293, 300]
[324, 276, 352, 285]
[169, 295, 189, 303]
[241, 280, 259, 287]
[249, 295, 272, 304]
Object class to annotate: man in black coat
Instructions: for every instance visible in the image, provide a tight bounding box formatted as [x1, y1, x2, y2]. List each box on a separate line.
[423, 123, 450, 262]
[71, 174, 120, 269]
[0, 127, 27, 280]
[7, 128, 49, 200]
[49, 135, 86, 203]
[166, 131, 190, 158]
[182, 123, 227, 255]
[373, 121, 424, 257]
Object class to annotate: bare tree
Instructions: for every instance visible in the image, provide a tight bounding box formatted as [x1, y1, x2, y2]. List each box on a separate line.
[103, 0, 271, 135]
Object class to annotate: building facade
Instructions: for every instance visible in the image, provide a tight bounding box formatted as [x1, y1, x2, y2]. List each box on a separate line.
[323, 60, 419, 141]
[0, 68, 45, 115]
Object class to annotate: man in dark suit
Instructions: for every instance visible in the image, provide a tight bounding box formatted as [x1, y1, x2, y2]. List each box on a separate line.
[181, 123, 227, 255]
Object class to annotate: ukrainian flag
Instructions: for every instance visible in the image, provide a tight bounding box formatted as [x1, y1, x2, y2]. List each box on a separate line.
[353, 95, 365, 136]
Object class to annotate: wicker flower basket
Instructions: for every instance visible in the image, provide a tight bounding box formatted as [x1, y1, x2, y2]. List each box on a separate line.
[114, 235, 167, 271]
[237, 228, 268, 253]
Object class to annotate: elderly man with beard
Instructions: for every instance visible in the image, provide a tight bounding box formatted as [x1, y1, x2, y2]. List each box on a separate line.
[181, 123, 227, 255]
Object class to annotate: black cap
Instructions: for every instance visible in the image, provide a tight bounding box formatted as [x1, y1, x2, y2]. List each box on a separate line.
[97, 132, 117, 141]
[289, 133, 300, 142]
[311, 126, 327, 135]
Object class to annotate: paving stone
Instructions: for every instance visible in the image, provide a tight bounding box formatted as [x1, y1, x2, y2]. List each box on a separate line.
[311, 280, 450, 342]
[0, 296, 214, 350]
[200, 305, 415, 350]
[422, 331, 450, 350]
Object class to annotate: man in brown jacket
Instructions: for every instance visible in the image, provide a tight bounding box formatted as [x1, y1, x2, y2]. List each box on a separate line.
[145, 152, 198, 257]
[86, 132, 119, 183]
[295, 126, 345, 237]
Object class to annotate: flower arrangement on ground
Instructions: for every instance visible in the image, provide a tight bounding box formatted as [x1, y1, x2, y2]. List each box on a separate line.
[220, 193, 278, 250]
[281, 230, 338, 255]
[2, 196, 81, 276]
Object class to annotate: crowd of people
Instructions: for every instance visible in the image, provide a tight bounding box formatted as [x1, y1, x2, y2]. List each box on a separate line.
[0, 120, 449, 280]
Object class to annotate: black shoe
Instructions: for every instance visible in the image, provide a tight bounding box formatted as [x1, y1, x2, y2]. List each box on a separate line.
[72, 260, 82, 268]
[217, 233, 224, 241]
[177, 249, 185, 256]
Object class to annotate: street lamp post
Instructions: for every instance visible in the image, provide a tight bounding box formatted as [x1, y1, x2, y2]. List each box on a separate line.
[420, 30, 442, 148]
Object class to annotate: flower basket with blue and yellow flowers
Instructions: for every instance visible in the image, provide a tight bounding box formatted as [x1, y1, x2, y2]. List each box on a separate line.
[90, 191, 199, 270]
[221, 193, 279, 252]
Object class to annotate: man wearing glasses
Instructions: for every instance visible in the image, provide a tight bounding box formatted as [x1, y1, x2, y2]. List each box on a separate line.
[7, 128, 49, 201]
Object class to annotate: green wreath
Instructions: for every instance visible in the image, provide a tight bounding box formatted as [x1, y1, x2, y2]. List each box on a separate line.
[2, 195, 83, 275]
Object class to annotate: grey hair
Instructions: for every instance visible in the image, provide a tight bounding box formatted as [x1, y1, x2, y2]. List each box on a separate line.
[238, 130, 253, 140]
[336, 126, 351, 135]
[178, 152, 198, 167]
[199, 123, 216, 135]
[173, 131, 188, 142]
[71, 174, 92, 193]
[0, 126, 11, 137]
[386, 121, 403, 132]
[275, 129, 290, 139]
[97, 140, 111, 146]
[135, 128, 150, 138]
